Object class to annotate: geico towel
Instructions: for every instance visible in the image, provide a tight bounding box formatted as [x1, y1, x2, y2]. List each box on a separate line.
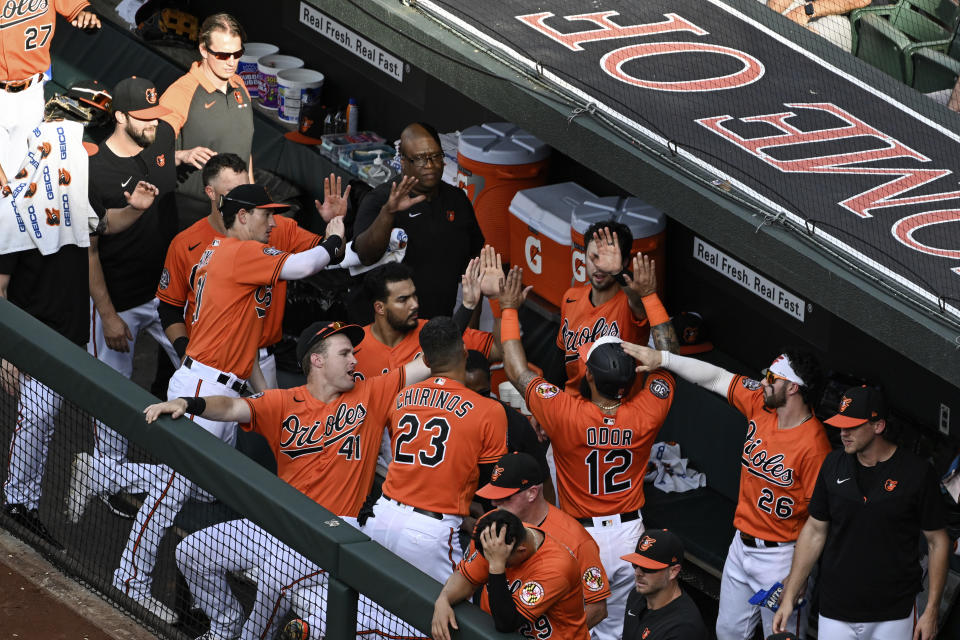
[0, 121, 97, 256]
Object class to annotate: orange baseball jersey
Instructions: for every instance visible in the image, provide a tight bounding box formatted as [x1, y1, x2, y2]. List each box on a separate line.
[241, 368, 405, 517]
[524, 373, 674, 519]
[459, 526, 589, 639]
[557, 285, 649, 397]
[727, 375, 831, 542]
[381, 377, 507, 515]
[540, 503, 610, 604]
[185, 237, 290, 379]
[1, 0, 88, 80]
[157, 216, 319, 347]
[353, 319, 494, 380]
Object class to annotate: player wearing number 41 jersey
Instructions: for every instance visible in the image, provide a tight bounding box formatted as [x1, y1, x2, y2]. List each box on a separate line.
[364, 317, 508, 585]
[625, 345, 830, 640]
[499, 265, 677, 640]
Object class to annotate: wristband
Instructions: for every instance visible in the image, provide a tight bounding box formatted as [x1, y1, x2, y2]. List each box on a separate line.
[179, 396, 206, 416]
[488, 298, 501, 318]
[641, 293, 670, 327]
[321, 235, 344, 265]
[173, 336, 188, 360]
[452, 303, 475, 334]
[501, 308, 521, 342]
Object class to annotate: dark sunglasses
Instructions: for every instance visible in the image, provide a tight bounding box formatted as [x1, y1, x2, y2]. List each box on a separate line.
[207, 47, 244, 60]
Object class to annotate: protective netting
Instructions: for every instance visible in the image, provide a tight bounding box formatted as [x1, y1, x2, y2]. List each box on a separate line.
[0, 355, 429, 639]
[419, 0, 960, 323]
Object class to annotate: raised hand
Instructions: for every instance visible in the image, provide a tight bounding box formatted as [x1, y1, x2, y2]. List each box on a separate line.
[622, 254, 657, 297]
[124, 181, 159, 211]
[314, 173, 351, 222]
[176, 146, 215, 170]
[478, 245, 504, 297]
[498, 266, 532, 310]
[325, 215, 345, 240]
[591, 227, 624, 275]
[384, 175, 426, 215]
[620, 342, 662, 372]
[461, 256, 482, 309]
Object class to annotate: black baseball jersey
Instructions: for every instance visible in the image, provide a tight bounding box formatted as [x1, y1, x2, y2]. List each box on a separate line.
[88, 120, 178, 312]
[353, 180, 484, 319]
[623, 589, 708, 640]
[808, 447, 947, 622]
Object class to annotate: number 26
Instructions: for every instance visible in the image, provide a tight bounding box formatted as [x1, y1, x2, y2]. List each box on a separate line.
[25, 25, 53, 51]
[757, 488, 794, 519]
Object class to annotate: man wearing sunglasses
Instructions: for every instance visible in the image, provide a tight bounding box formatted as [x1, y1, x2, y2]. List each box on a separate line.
[622, 344, 831, 640]
[353, 122, 485, 319]
[160, 13, 253, 226]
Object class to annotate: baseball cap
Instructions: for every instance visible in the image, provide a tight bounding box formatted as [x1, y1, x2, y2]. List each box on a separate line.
[578, 336, 637, 400]
[285, 99, 326, 145]
[620, 529, 684, 570]
[296, 321, 365, 370]
[219, 184, 290, 216]
[111, 76, 170, 119]
[672, 311, 713, 356]
[767, 634, 799, 640]
[475, 452, 544, 500]
[824, 385, 887, 428]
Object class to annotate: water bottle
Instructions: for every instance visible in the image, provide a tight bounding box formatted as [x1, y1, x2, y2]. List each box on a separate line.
[323, 111, 335, 134]
[346, 98, 359, 135]
[333, 109, 347, 134]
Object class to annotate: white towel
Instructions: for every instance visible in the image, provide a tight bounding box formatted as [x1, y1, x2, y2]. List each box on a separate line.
[645, 441, 707, 493]
[329, 227, 407, 276]
[0, 121, 97, 255]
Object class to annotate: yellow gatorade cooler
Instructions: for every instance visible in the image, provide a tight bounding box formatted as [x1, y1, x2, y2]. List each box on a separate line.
[457, 123, 550, 263]
[570, 197, 667, 295]
[508, 182, 598, 307]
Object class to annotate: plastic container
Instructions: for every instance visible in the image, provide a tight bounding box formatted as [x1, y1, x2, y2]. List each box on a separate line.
[277, 68, 324, 124]
[318, 131, 385, 161]
[457, 123, 550, 263]
[256, 54, 303, 110]
[508, 182, 597, 307]
[346, 98, 359, 135]
[570, 197, 667, 293]
[339, 144, 396, 176]
[361, 152, 397, 186]
[238, 43, 278, 98]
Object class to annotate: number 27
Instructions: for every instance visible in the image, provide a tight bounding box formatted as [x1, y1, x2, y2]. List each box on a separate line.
[25, 25, 53, 51]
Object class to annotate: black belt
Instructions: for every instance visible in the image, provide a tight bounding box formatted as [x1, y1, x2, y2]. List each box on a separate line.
[1, 74, 42, 93]
[384, 495, 443, 521]
[577, 509, 641, 528]
[739, 531, 784, 548]
[183, 356, 248, 394]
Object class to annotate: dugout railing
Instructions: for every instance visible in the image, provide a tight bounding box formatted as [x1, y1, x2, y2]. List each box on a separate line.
[0, 298, 516, 640]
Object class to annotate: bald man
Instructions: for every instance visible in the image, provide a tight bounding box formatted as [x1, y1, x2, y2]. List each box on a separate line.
[353, 122, 484, 318]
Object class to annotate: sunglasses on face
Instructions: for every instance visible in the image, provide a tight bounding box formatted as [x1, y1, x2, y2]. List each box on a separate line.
[764, 370, 789, 386]
[207, 47, 244, 60]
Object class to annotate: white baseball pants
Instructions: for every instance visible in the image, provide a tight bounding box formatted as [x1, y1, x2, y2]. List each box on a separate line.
[3, 377, 62, 510]
[586, 515, 645, 640]
[818, 613, 914, 639]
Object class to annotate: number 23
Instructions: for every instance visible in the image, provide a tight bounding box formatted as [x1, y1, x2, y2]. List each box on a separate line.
[25, 25, 53, 51]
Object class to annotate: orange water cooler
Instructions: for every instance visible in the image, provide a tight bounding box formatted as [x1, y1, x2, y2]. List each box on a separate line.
[570, 197, 667, 295]
[457, 123, 550, 263]
[508, 182, 599, 307]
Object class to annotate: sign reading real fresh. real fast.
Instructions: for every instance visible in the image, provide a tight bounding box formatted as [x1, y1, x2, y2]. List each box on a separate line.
[299, 2, 404, 82]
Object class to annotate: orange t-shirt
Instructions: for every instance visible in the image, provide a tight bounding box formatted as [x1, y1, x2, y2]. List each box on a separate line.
[241, 368, 405, 517]
[524, 373, 674, 519]
[185, 237, 290, 379]
[557, 285, 649, 397]
[727, 375, 831, 542]
[540, 504, 610, 605]
[157, 216, 319, 347]
[1, 0, 88, 80]
[353, 319, 494, 380]
[458, 526, 589, 640]
[381, 377, 507, 516]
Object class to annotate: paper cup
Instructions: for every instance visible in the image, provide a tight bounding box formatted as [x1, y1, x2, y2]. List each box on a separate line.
[256, 54, 303, 110]
[277, 68, 325, 124]
[238, 43, 278, 98]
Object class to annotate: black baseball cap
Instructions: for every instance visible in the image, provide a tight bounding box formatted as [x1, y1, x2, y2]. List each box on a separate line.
[621, 529, 684, 570]
[296, 321, 365, 370]
[578, 336, 637, 400]
[111, 76, 170, 119]
[219, 184, 290, 216]
[285, 99, 326, 145]
[824, 385, 887, 429]
[767, 634, 799, 640]
[475, 452, 544, 500]
[673, 311, 713, 356]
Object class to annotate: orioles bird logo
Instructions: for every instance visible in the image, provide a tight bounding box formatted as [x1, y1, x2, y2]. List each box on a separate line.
[1, 184, 11, 197]
[839, 397, 852, 412]
[638, 535, 656, 551]
[45, 208, 60, 226]
[491, 465, 504, 481]
[15, 168, 28, 180]
[447, 210, 455, 222]
[145, 88, 158, 104]
[683, 326, 699, 343]
[301, 118, 313, 133]
[156, 154, 166, 167]
[24, 183, 37, 198]
[234, 89, 243, 104]
[885, 479, 898, 492]
[642, 628, 651, 639]
[37, 142, 51, 158]
[58, 168, 71, 185]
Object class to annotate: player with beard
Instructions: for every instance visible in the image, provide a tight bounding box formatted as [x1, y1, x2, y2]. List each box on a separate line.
[622, 345, 831, 640]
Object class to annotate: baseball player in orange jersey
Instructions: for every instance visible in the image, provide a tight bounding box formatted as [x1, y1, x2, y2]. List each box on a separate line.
[433, 509, 589, 640]
[364, 317, 508, 584]
[144, 322, 432, 640]
[157, 152, 348, 388]
[0, 0, 100, 185]
[112, 184, 346, 619]
[498, 265, 677, 640]
[476, 451, 611, 629]
[624, 345, 831, 639]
